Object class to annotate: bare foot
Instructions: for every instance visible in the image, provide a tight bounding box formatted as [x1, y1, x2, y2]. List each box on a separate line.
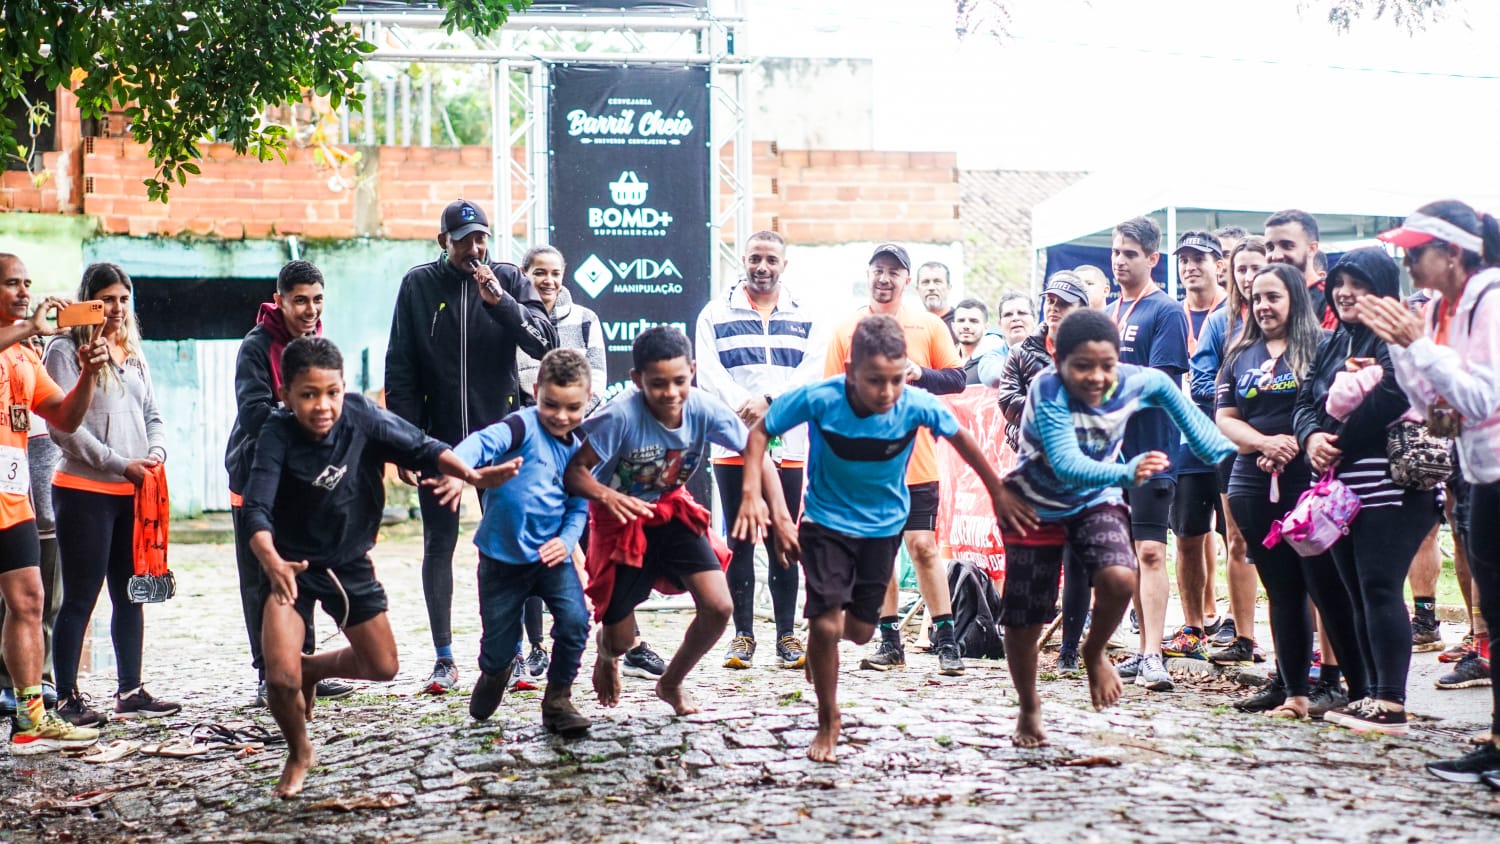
[271, 741, 316, 799]
[808, 721, 840, 762]
[592, 653, 620, 708]
[1083, 650, 1123, 711]
[655, 681, 700, 716]
[1471, 731, 1494, 745]
[1267, 696, 1309, 720]
[1013, 708, 1048, 747]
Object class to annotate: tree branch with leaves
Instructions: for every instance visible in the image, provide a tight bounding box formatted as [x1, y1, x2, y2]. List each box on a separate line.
[0, 0, 529, 202]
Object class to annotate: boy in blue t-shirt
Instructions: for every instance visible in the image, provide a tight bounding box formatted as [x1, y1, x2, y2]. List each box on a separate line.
[739, 314, 1023, 763]
[1003, 309, 1234, 748]
[429, 349, 595, 736]
[564, 327, 795, 717]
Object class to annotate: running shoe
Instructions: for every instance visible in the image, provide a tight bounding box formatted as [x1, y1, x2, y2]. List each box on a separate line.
[622, 642, 666, 679]
[776, 635, 807, 670]
[1209, 616, 1238, 648]
[8, 710, 99, 755]
[1162, 627, 1209, 660]
[1338, 698, 1409, 735]
[1056, 647, 1081, 675]
[1321, 697, 1371, 728]
[1234, 678, 1287, 713]
[469, 660, 513, 722]
[508, 655, 537, 692]
[423, 659, 459, 695]
[859, 639, 906, 671]
[316, 679, 356, 700]
[0, 687, 14, 717]
[113, 686, 181, 719]
[253, 680, 268, 709]
[1127, 608, 1140, 635]
[56, 690, 106, 728]
[526, 644, 550, 679]
[1483, 769, 1500, 792]
[42, 682, 56, 709]
[1435, 654, 1492, 690]
[1412, 619, 1444, 653]
[1204, 615, 1227, 639]
[1306, 681, 1348, 718]
[935, 642, 965, 676]
[1439, 633, 1476, 663]
[723, 635, 756, 670]
[1115, 652, 1145, 679]
[1425, 742, 1500, 784]
[1135, 654, 1173, 691]
[1209, 637, 1257, 665]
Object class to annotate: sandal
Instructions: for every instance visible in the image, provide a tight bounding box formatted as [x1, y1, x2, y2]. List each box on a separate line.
[81, 739, 141, 764]
[1267, 703, 1308, 720]
[189, 722, 279, 750]
[140, 738, 210, 758]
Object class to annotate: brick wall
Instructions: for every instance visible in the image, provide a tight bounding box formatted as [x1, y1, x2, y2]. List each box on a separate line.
[11, 129, 960, 246]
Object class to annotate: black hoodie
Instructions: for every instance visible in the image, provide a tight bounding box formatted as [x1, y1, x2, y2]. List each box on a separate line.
[385, 256, 556, 447]
[1292, 246, 1412, 462]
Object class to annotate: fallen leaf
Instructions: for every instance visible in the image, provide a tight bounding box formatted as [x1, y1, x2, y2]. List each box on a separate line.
[304, 792, 410, 812]
[1062, 756, 1121, 768]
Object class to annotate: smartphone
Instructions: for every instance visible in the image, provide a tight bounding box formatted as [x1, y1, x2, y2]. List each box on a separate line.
[56, 300, 106, 328]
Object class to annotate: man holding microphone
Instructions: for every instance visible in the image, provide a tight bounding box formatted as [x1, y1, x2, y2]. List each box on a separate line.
[385, 200, 556, 694]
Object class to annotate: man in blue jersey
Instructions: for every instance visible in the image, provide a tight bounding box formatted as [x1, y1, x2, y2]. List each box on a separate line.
[739, 315, 1026, 763]
[1107, 217, 1190, 692]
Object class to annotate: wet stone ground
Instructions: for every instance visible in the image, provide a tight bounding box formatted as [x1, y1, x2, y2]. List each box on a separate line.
[4, 527, 1500, 843]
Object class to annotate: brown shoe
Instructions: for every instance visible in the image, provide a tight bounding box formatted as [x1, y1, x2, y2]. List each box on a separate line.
[541, 684, 592, 737]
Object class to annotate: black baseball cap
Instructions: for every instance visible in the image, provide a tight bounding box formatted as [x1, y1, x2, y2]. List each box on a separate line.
[869, 243, 911, 270]
[1173, 230, 1222, 258]
[1043, 272, 1088, 306]
[440, 199, 490, 241]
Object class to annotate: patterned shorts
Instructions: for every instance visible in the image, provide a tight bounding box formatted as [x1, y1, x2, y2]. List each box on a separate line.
[998, 504, 1136, 628]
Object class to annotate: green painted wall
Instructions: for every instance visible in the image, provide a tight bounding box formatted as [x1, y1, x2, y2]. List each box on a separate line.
[0, 213, 100, 299]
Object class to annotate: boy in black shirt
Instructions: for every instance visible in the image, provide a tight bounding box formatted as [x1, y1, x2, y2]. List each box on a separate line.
[243, 338, 517, 798]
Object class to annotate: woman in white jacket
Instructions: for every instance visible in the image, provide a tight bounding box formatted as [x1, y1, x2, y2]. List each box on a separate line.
[1362, 200, 1500, 786]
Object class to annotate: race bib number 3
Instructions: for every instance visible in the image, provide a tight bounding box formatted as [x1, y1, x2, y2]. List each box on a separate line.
[0, 445, 28, 496]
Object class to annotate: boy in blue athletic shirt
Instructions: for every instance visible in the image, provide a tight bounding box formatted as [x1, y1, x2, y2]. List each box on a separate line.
[1001, 309, 1235, 748]
[429, 349, 594, 736]
[739, 315, 1024, 763]
[564, 327, 794, 717]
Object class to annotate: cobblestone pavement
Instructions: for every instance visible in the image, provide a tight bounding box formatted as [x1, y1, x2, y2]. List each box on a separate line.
[4, 523, 1500, 843]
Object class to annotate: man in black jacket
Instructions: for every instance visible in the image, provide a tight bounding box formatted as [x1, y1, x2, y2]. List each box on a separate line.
[385, 199, 556, 694]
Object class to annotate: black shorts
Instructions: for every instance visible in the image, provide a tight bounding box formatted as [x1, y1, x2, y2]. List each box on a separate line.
[602, 520, 723, 625]
[799, 521, 901, 625]
[999, 505, 1136, 628]
[904, 481, 940, 532]
[1215, 455, 1235, 495]
[1125, 476, 1175, 544]
[260, 557, 388, 631]
[0, 519, 40, 574]
[1171, 472, 1223, 538]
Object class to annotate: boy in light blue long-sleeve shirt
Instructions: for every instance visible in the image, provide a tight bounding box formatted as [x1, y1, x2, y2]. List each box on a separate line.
[434, 349, 595, 736]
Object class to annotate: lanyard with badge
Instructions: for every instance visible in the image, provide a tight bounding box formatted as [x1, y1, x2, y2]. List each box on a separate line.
[0, 348, 30, 496]
[1111, 286, 1160, 333]
[1183, 295, 1225, 356]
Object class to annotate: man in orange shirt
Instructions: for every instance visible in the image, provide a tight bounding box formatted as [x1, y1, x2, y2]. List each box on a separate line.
[825, 244, 966, 675]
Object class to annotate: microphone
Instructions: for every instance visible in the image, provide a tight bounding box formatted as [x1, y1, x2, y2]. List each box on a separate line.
[468, 257, 502, 300]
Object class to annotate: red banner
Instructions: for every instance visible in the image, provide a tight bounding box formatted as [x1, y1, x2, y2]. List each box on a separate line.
[935, 384, 1015, 585]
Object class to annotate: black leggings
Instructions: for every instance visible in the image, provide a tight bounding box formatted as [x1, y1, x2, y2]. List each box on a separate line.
[715, 464, 803, 639]
[523, 596, 544, 646]
[1329, 489, 1438, 705]
[1060, 548, 1090, 652]
[1230, 489, 1365, 699]
[1466, 481, 1500, 735]
[52, 487, 142, 696]
[418, 484, 461, 650]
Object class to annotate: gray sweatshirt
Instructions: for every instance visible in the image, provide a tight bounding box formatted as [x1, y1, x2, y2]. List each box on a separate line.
[43, 335, 166, 485]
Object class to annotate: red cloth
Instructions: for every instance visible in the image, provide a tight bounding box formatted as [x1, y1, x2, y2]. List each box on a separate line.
[133, 464, 169, 576]
[584, 486, 730, 623]
[255, 302, 322, 393]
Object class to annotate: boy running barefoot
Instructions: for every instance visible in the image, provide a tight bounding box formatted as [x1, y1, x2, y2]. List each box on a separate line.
[1001, 310, 1234, 747]
[427, 349, 594, 735]
[739, 315, 1023, 763]
[244, 338, 518, 797]
[564, 327, 793, 716]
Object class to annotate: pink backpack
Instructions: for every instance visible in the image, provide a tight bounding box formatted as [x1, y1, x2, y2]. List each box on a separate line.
[1263, 469, 1361, 556]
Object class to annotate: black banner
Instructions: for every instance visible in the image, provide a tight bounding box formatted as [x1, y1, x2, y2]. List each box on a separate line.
[548, 63, 711, 401]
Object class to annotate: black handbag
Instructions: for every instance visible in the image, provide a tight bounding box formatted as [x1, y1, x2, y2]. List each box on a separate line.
[1386, 420, 1454, 491]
